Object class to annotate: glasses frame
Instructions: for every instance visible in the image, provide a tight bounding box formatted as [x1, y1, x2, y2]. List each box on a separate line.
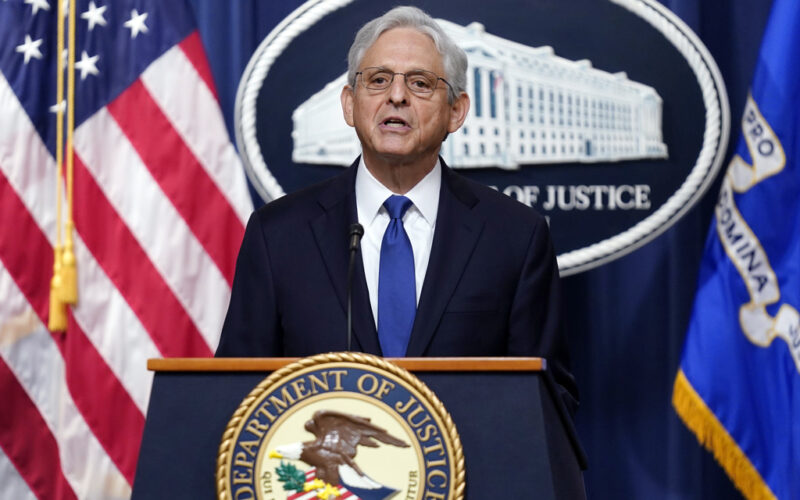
[355, 67, 453, 96]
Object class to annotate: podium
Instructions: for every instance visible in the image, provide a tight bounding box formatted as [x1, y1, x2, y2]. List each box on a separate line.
[132, 357, 586, 499]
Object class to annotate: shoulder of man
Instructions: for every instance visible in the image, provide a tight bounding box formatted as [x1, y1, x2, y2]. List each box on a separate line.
[251, 164, 355, 229]
[443, 164, 547, 228]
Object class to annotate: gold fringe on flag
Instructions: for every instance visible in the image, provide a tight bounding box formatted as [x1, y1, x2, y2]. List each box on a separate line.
[59, 0, 78, 305]
[672, 369, 776, 500]
[47, 0, 68, 332]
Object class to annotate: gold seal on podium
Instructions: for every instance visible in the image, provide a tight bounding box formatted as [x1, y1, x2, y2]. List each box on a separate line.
[216, 352, 464, 500]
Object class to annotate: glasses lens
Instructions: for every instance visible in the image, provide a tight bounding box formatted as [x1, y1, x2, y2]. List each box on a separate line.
[404, 71, 437, 94]
[362, 68, 394, 89]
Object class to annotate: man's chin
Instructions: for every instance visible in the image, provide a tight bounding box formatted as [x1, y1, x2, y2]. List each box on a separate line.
[373, 142, 413, 157]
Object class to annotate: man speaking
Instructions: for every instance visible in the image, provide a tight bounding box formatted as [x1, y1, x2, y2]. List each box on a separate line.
[216, 6, 577, 410]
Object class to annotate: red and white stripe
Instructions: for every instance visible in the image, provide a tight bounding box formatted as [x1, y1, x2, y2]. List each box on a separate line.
[285, 469, 359, 500]
[0, 445, 37, 500]
[0, 31, 252, 499]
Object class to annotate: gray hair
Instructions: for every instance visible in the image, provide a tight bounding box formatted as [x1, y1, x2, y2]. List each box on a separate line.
[346, 6, 468, 103]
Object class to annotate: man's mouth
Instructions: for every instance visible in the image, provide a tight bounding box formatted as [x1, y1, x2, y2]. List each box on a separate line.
[382, 117, 409, 128]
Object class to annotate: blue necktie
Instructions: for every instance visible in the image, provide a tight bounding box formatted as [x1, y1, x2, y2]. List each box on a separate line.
[378, 195, 416, 357]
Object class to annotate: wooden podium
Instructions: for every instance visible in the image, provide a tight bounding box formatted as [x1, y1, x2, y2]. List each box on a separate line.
[131, 357, 586, 499]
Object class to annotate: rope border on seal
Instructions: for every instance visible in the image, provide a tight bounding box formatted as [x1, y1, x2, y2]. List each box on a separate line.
[234, 0, 730, 275]
[234, 0, 355, 203]
[216, 352, 466, 500]
[557, 0, 730, 274]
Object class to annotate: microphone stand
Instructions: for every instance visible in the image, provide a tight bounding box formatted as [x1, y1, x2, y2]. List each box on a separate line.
[346, 223, 364, 351]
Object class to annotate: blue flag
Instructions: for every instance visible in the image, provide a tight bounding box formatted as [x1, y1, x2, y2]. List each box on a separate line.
[673, 0, 800, 498]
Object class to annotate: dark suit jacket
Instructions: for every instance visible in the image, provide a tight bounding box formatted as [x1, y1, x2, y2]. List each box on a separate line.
[216, 159, 577, 409]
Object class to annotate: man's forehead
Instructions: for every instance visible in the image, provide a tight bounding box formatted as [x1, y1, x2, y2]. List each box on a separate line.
[359, 27, 444, 72]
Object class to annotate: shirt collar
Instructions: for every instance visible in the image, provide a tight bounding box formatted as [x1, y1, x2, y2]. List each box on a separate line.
[355, 157, 441, 226]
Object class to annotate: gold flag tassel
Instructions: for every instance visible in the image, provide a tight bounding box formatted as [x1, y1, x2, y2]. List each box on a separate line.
[60, 222, 77, 303]
[59, 0, 78, 305]
[48, 0, 68, 331]
[48, 247, 67, 331]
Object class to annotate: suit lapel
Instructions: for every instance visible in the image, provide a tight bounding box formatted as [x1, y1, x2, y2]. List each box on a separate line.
[310, 162, 381, 354]
[405, 165, 485, 356]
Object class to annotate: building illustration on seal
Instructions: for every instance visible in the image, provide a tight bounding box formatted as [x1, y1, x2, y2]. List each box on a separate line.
[291, 19, 668, 170]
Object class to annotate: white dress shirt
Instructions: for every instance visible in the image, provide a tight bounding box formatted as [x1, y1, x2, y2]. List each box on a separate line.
[355, 157, 441, 327]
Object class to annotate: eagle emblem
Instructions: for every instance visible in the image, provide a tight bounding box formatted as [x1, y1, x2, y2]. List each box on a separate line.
[270, 410, 409, 499]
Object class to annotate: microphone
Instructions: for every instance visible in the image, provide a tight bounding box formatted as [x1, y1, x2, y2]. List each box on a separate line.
[346, 223, 364, 351]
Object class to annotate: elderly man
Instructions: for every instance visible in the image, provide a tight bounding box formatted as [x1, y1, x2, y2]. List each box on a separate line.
[217, 6, 577, 410]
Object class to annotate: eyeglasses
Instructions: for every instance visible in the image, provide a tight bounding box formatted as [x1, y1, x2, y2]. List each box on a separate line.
[355, 67, 452, 95]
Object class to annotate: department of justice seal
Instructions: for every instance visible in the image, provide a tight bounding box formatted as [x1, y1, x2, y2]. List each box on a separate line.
[236, 0, 730, 276]
[217, 353, 464, 500]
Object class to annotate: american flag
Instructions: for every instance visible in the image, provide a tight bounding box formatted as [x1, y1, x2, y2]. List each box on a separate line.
[0, 0, 252, 498]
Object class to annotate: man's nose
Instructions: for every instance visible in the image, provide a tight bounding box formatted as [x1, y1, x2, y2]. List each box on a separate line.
[387, 74, 409, 104]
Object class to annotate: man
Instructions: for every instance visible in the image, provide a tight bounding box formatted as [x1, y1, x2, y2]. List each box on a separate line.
[216, 6, 577, 410]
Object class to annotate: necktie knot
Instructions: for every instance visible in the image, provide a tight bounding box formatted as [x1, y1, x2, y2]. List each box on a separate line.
[384, 195, 413, 220]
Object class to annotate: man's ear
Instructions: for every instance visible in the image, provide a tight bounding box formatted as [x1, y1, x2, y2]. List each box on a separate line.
[447, 92, 470, 133]
[341, 85, 355, 127]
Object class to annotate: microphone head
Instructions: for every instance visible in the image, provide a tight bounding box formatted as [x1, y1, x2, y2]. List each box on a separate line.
[348, 223, 364, 251]
[349, 223, 364, 236]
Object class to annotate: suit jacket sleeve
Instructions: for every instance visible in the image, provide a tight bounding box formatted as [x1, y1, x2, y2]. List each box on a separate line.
[508, 216, 579, 415]
[216, 212, 282, 357]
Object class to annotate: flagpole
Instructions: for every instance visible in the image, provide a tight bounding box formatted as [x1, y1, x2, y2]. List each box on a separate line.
[60, 0, 78, 306]
[47, 0, 68, 331]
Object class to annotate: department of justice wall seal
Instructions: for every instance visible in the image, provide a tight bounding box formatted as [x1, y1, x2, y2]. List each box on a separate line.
[236, 0, 730, 276]
[217, 353, 464, 500]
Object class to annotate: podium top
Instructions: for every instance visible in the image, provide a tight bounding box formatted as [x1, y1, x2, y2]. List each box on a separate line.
[147, 357, 545, 372]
